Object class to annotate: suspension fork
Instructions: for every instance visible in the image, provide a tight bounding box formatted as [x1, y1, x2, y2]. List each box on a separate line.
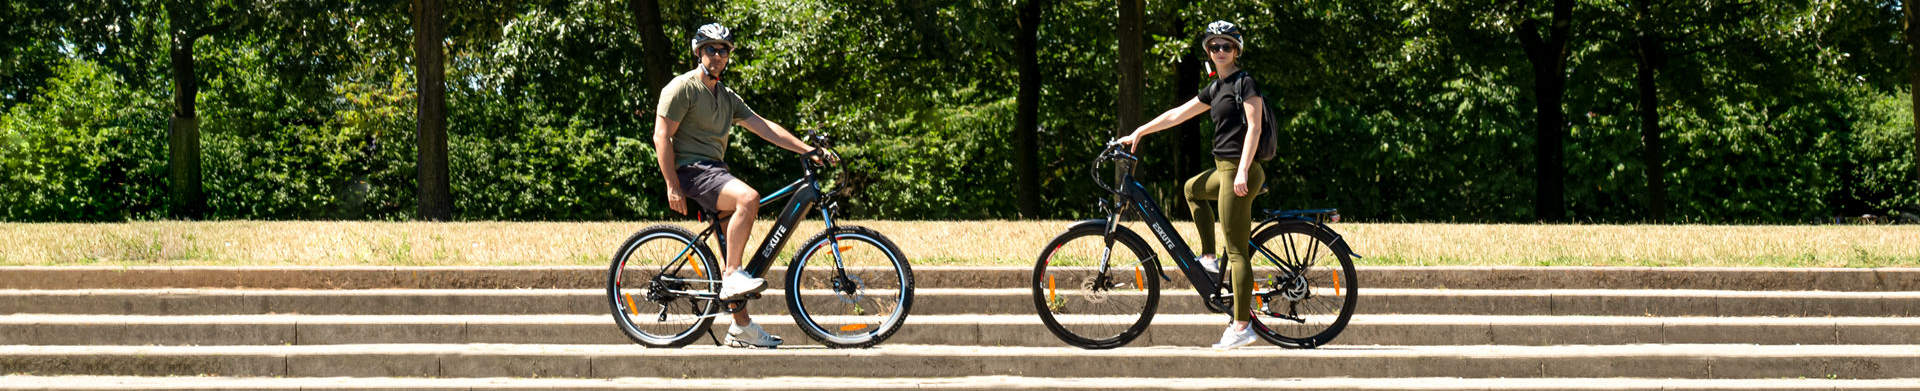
[822, 205, 849, 273]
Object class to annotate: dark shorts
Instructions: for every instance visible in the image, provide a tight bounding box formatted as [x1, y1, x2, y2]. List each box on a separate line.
[675, 160, 736, 213]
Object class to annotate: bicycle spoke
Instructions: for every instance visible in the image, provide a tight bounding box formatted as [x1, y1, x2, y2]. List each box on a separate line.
[1033, 224, 1158, 349]
[788, 228, 912, 348]
[608, 227, 719, 347]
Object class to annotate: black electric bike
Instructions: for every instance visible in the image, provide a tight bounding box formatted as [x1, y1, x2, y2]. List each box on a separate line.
[1031, 140, 1360, 349]
[608, 132, 913, 348]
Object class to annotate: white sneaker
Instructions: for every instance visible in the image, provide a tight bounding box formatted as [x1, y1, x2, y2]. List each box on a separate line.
[1211, 323, 1256, 349]
[725, 321, 783, 348]
[1198, 255, 1221, 275]
[718, 271, 768, 300]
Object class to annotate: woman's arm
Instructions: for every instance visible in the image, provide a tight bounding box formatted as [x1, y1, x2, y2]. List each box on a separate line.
[1118, 97, 1209, 148]
[1233, 95, 1265, 196]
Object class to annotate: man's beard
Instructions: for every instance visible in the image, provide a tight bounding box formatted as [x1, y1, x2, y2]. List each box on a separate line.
[703, 63, 727, 80]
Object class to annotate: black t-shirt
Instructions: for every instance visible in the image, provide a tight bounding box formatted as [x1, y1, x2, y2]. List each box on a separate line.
[1196, 70, 1262, 160]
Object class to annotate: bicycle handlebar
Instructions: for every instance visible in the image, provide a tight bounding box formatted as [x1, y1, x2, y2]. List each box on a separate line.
[800, 130, 838, 172]
[1090, 139, 1139, 196]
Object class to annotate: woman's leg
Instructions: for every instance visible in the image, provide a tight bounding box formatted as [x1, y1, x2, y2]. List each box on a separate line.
[1183, 168, 1221, 258]
[1220, 160, 1266, 323]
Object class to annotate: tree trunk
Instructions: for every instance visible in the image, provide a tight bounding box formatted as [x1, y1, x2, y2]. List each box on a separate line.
[413, 0, 452, 221]
[1115, 0, 1145, 137]
[1515, 0, 1573, 222]
[1634, 0, 1667, 222]
[1015, 0, 1044, 218]
[629, 0, 673, 94]
[1907, 0, 1920, 181]
[1167, 1, 1203, 219]
[165, 2, 205, 219]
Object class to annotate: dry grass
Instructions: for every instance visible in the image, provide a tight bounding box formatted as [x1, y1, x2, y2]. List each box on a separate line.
[0, 220, 1915, 267]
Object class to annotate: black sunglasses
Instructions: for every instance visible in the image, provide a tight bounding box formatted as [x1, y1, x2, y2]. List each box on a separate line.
[703, 46, 733, 56]
[1206, 43, 1237, 53]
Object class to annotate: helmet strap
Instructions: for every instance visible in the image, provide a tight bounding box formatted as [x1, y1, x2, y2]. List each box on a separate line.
[700, 58, 724, 82]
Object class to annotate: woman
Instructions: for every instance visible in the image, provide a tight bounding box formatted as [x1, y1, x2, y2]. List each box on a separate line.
[1115, 20, 1269, 349]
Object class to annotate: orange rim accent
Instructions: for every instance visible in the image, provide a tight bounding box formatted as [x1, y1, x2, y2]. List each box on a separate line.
[623, 293, 640, 317]
[1133, 266, 1145, 291]
[1253, 281, 1265, 307]
[838, 245, 854, 252]
[1330, 269, 1342, 296]
[838, 324, 871, 332]
[688, 255, 705, 278]
[1047, 275, 1058, 303]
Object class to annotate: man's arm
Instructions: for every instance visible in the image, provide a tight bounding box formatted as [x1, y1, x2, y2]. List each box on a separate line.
[738, 115, 815, 154]
[655, 115, 688, 214]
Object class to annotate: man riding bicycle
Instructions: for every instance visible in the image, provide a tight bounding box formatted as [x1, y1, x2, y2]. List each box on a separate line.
[653, 23, 834, 348]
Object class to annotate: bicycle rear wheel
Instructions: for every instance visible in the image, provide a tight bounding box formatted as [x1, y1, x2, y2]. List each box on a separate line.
[785, 226, 915, 348]
[608, 225, 722, 348]
[1031, 221, 1160, 349]
[1246, 221, 1357, 349]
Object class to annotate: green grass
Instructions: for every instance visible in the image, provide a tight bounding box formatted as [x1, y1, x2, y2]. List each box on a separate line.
[1, 221, 1915, 267]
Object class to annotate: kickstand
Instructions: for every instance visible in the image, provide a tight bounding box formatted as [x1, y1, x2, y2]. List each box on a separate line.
[705, 326, 722, 346]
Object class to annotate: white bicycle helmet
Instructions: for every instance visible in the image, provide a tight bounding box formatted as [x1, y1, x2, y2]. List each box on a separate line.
[1202, 20, 1243, 50]
[689, 23, 732, 54]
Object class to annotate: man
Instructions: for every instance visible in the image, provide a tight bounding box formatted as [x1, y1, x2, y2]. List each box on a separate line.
[654, 23, 831, 348]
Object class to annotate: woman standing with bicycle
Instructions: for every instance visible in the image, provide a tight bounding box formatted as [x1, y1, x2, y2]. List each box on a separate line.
[1115, 20, 1273, 349]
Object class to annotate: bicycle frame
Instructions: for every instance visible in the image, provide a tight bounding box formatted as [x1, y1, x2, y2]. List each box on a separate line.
[1095, 149, 1362, 309]
[655, 157, 847, 302]
[1103, 176, 1255, 307]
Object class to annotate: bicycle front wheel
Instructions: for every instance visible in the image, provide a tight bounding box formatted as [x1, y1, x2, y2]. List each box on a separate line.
[1246, 221, 1358, 349]
[1031, 221, 1160, 349]
[608, 225, 722, 348]
[785, 226, 914, 348]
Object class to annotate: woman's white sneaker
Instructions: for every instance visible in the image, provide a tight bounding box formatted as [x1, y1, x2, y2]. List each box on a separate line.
[1211, 323, 1256, 349]
[718, 271, 768, 300]
[725, 322, 784, 348]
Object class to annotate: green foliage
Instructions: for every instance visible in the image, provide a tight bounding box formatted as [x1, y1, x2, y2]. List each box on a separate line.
[0, 59, 168, 221]
[0, 0, 1914, 222]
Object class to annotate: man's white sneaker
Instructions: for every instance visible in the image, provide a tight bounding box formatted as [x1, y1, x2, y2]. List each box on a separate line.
[1198, 255, 1221, 275]
[1210, 323, 1257, 349]
[725, 322, 784, 348]
[718, 271, 768, 300]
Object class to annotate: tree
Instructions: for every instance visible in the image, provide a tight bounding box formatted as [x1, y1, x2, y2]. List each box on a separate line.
[1169, 5, 1202, 185]
[1630, 0, 1667, 221]
[413, 0, 451, 220]
[160, 0, 250, 219]
[1617, 0, 1761, 222]
[1908, 0, 1920, 180]
[1015, 0, 1045, 217]
[627, 0, 673, 94]
[1510, 0, 1575, 222]
[1116, 0, 1145, 138]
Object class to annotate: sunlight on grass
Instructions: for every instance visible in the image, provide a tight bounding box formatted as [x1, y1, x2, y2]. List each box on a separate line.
[0, 221, 1914, 267]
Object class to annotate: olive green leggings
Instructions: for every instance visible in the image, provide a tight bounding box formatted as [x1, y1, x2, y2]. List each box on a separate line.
[1184, 158, 1265, 322]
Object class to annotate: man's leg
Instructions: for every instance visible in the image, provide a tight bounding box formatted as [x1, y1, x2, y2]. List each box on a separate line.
[713, 179, 760, 325]
[714, 179, 759, 273]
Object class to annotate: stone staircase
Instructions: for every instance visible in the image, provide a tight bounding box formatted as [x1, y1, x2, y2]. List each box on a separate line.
[2, 266, 1917, 390]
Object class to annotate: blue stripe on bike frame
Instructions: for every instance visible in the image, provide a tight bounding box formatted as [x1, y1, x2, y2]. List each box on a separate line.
[760, 183, 799, 204]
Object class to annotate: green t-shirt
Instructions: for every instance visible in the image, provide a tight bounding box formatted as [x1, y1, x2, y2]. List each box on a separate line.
[657, 69, 757, 167]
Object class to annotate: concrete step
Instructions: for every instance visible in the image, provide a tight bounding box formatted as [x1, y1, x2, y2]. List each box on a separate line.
[2, 344, 1916, 379]
[5, 375, 1919, 390]
[6, 288, 1915, 317]
[3, 314, 1916, 347]
[5, 266, 1916, 291]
